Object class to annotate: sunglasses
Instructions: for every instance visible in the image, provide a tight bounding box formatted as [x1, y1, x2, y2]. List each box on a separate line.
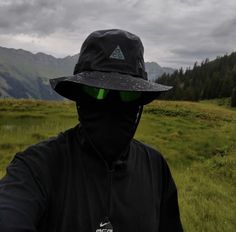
[81, 85, 142, 102]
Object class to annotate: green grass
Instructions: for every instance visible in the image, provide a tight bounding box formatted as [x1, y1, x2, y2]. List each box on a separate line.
[0, 99, 236, 231]
[0, 99, 78, 177]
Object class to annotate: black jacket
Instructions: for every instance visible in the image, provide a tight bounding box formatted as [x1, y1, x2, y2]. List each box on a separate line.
[0, 125, 183, 231]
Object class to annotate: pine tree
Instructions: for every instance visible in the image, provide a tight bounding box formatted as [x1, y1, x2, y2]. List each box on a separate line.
[157, 52, 236, 101]
[231, 88, 236, 107]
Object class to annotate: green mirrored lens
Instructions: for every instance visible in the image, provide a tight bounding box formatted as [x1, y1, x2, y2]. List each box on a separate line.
[82, 86, 109, 100]
[120, 91, 142, 102]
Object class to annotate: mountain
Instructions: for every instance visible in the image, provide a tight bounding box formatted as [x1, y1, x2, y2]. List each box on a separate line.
[0, 46, 79, 99]
[145, 62, 175, 81]
[0, 46, 174, 99]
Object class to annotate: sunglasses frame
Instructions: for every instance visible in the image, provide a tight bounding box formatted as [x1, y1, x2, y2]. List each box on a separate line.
[81, 85, 142, 102]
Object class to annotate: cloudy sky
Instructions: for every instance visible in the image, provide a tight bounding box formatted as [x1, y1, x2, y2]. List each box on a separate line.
[0, 0, 235, 68]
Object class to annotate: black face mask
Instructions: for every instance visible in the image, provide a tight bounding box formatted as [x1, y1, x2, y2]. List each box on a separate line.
[77, 102, 142, 166]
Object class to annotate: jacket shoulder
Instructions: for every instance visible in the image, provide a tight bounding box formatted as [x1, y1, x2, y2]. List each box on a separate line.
[132, 139, 163, 158]
[131, 139, 171, 175]
[10, 127, 76, 187]
[18, 126, 75, 159]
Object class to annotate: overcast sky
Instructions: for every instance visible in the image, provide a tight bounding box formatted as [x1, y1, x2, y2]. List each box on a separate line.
[0, 0, 235, 68]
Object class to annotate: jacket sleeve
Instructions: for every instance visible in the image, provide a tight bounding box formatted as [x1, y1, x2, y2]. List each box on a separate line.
[159, 157, 183, 232]
[0, 154, 48, 232]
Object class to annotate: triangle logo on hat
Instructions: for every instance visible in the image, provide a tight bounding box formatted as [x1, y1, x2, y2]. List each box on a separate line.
[109, 45, 125, 60]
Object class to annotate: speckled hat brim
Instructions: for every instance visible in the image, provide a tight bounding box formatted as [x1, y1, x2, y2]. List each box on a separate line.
[50, 71, 172, 103]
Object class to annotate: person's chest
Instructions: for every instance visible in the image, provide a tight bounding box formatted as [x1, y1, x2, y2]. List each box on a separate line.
[53, 151, 161, 232]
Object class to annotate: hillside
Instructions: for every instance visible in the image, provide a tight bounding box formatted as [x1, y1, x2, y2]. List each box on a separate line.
[0, 46, 174, 99]
[157, 52, 236, 104]
[0, 46, 78, 99]
[0, 99, 235, 231]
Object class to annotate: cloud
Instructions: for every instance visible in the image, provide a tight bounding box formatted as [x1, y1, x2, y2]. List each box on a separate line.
[211, 17, 236, 40]
[0, 0, 235, 68]
[0, 0, 144, 35]
[0, 0, 68, 35]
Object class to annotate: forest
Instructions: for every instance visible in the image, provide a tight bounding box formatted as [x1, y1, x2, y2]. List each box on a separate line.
[157, 52, 236, 106]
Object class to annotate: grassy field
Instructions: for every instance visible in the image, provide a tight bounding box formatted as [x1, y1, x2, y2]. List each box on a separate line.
[0, 99, 235, 231]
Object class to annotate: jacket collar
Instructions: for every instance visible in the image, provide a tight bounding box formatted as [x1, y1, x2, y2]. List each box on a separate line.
[75, 124, 133, 177]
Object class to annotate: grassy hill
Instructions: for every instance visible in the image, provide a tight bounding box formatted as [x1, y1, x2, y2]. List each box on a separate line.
[0, 99, 235, 231]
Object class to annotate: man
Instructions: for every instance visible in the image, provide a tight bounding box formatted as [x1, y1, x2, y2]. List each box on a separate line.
[0, 29, 183, 231]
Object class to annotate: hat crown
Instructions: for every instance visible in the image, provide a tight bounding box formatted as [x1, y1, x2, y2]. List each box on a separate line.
[49, 29, 173, 103]
[74, 29, 147, 80]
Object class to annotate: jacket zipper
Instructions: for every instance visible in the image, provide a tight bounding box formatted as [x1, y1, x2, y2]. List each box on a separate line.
[107, 168, 114, 218]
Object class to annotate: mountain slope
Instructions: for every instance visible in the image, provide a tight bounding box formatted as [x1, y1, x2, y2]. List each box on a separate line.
[157, 52, 236, 101]
[0, 47, 78, 99]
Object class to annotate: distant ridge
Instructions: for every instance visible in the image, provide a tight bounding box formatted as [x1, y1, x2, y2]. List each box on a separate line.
[0, 46, 174, 99]
[145, 62, 175, 81]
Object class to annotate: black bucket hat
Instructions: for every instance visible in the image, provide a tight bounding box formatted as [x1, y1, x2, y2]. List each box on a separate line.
[50, 29, 172, 104]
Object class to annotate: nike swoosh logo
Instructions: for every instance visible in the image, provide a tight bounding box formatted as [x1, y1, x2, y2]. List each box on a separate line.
[100, 222, 109, 227]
